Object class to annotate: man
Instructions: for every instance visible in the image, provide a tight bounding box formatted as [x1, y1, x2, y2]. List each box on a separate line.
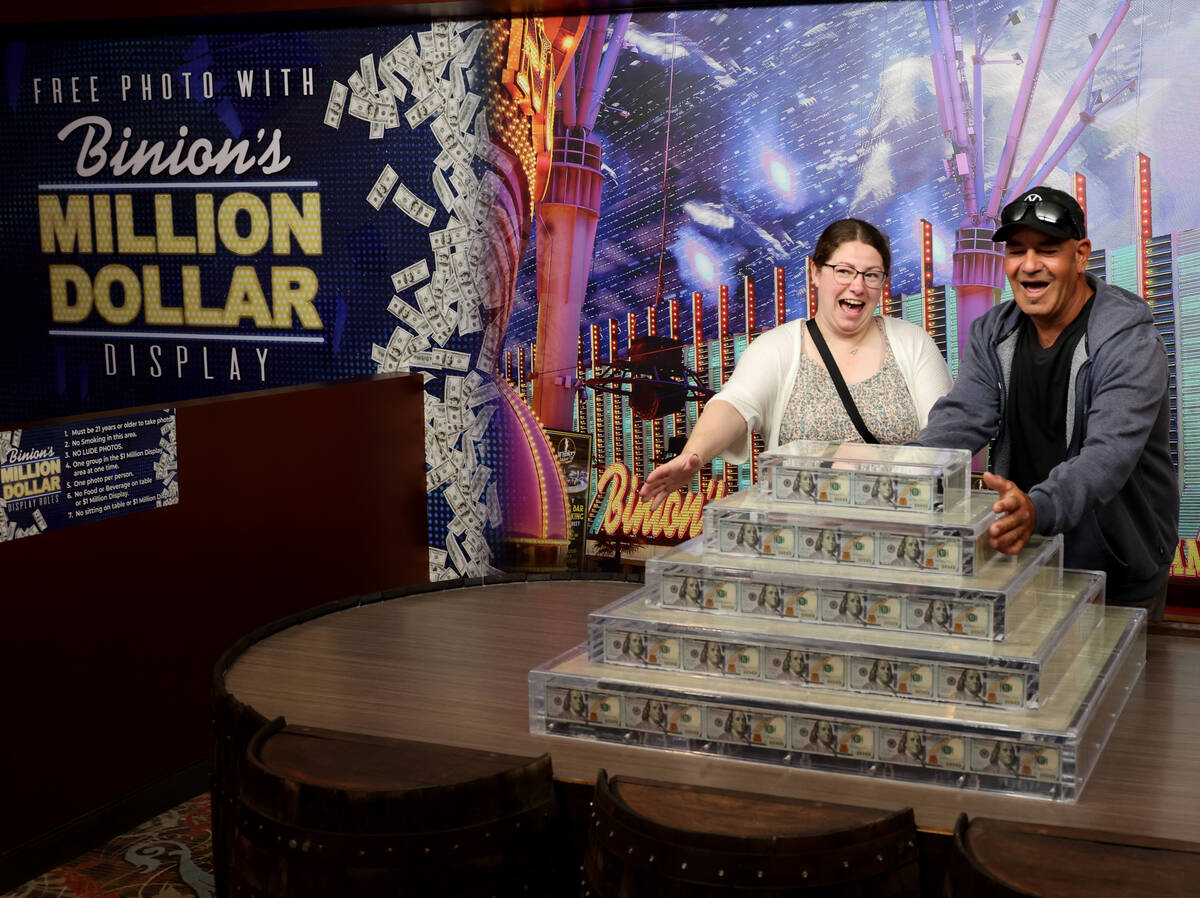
[917, 186, 1177, 619]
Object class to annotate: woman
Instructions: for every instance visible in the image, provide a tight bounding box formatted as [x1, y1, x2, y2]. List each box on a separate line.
[639, 219, 953, 509]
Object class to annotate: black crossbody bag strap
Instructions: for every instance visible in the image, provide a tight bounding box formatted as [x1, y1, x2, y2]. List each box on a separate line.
[805, 317, 879, 444]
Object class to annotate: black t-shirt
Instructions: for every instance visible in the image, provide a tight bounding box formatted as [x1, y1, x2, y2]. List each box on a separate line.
[1006, 298, 1094, 492]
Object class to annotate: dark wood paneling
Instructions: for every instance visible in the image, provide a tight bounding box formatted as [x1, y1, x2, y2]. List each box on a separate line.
[0, 374, 428, 853]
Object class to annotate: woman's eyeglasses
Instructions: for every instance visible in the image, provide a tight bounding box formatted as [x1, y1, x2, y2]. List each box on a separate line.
[822, 263, 886, 289]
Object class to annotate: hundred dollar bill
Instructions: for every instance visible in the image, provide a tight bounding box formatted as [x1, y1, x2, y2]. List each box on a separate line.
[347, 70, 369, 98]
[441, 349, 471, 372]
[430, 222, 471, 250]
[587, 693, 622, 727]
[391, 258, 431, 292]
[349, 92, 394, 124]
[1019, 744, 1059, 781]
[445, 531, 467, 573]
[821, 588, 869, 625]
[746, 583, 820, 620]
[968, 738, 1022, 775]
[940, 667, 1024, 708]
[387, 295, 430, 333]
[458, 92, 482, 130]
[664, 702, 704, 737]
[772, 468, 821, 503]
[794, 717, 840, 754]
[359, 53, 379, 94]
[406, 91, 444, 128]
[683, 638, 727, 674]
[426, 457, 456, 491]
[377, 58, 408, 104]
[923, 535, 963, 574]
[485, 482, 502, 527]
[720, 644, 761, 678]
[879, 532, 927, 570]
[765, 647, 813, 682]
[837, 529, 876, 565]
[757, 524, 795, 557]
[863, 593, 904, 628]
[324, 80, 348, 128]
[366, 164, 398, 210]
[468, 463, 490, 501]
[806, 653, 846, 687]
[393, 183, 436, 227]
[742, 582, 795, 618]
[467, 381, 499, 408]
[853, 473, 897, 508]
[603, 629, 679, 668]
[856, 658, 934, 698]
[661, 574, 739, 612]
[434, 148, 454, 170]
[794, 527, 840, 563]
[924, 733, 966, 770]
[623, 697, 669, 733]
[32, 509, 47, 531]
[706, 707, 754, 745]
[432, 167, 456, 213]
[749, 713, 788, 748]
[546, 687, 591, 722]
[881, 728, 928, 766]
[717, 517, 763, 556]
[836, 724, 875, 759]
[896, 476, 936, 511]
[909, 598, 989, 636]
[814, 471, 853, 505]
[468, 406, 496, 443]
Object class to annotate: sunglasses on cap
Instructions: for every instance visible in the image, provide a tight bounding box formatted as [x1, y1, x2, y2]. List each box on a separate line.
[999, 196, 1084, 240]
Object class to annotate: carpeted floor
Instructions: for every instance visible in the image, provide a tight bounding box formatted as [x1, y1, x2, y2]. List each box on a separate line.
[3, 794, 213, 898]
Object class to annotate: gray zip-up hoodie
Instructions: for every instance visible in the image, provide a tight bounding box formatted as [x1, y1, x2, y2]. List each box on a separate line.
[917, 274, 1177, 602]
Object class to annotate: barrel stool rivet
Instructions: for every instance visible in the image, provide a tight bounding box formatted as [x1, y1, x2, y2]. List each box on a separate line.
[802, 870, 809, 879]
[877, 853, 884, 862]
[358, 849, 365, 857]
[301, 841, 310, 853]
[453, 843, 460, 851]
[649, 856, 655, 863]
[681, 862, 687, 870]
[718, 869, 725, 877]
[627, 847, 634, 855]
[843, 860, 850, 868]
[317, 843, 323, 851]
[275, 835, 281, 843]
[288, 839, 296, 849]
[485, 832, 491, 839]
[609, 831, 615, 838]
[425, 847, 431, 854]
[386, 846, 393, 853]
[757, 870, 764, 879]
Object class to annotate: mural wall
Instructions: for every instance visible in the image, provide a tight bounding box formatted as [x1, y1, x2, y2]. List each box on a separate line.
[5, 2, 1200, 579]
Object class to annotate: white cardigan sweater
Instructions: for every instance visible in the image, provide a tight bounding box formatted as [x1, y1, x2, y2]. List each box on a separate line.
[712, 316, 954, 464]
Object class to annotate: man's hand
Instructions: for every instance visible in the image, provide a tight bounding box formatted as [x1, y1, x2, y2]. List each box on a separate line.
[639, 452, 703, 512]
[982, 471, 1036, 555]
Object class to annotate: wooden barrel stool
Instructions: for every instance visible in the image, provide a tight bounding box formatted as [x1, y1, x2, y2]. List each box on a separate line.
[945, 813, 1200, 897]
[227, 717, 565, 897]
[583, 770, 921, 897]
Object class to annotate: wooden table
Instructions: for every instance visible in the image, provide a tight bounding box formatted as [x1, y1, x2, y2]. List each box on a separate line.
[222, 579, 1200, 841]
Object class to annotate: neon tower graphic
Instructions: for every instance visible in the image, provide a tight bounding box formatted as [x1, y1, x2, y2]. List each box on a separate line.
[926, 0, 1134, 353]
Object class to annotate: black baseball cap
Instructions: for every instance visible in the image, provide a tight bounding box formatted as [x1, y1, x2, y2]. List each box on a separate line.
[991, 186, 1087, 243]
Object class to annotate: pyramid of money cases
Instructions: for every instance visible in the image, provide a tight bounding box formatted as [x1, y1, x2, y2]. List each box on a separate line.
[530, 441, 1146, 801]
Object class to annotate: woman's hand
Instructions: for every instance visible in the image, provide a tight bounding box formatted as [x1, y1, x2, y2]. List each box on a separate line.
[639, 452, 703, 512]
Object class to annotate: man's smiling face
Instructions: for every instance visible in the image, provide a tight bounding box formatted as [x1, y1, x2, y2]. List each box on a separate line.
[1003, 226, 1092, 338]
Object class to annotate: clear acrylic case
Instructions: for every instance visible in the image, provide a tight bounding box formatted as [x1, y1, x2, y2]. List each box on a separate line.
[702, 488, 1000, 576]
[760, 441, 972, 514]
[589, 569, 1103, 711]
[531, 607, 1146, 802]
[646, 535, 1063, 640]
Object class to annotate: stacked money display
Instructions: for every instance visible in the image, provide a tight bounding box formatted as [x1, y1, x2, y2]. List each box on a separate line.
[530, 442, 1147, 801]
